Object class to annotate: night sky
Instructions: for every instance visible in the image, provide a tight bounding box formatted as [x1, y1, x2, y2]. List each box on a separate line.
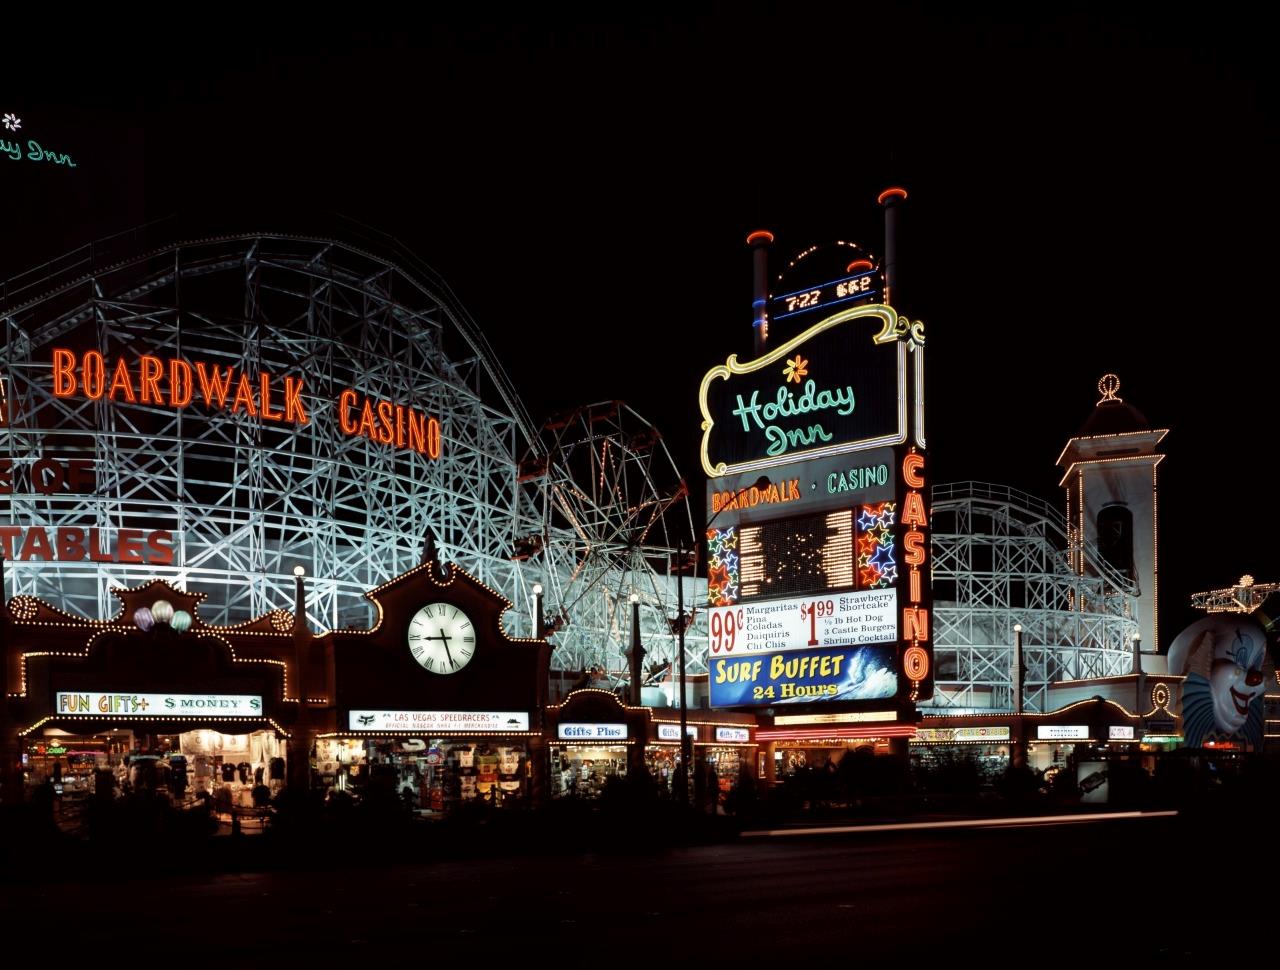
[3, 5, 1275, 642]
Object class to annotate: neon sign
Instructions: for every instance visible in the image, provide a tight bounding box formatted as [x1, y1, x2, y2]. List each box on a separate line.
[337, 389, 441, 458]
[699, 304, 908, 477]
[52, 350, 308, 425]
[2, 112, 77, 167]
[47, 350, 442, 458]
[900, 449, 932, 699]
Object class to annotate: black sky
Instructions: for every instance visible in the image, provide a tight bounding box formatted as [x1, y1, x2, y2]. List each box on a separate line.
[3, 4, 1276, 640]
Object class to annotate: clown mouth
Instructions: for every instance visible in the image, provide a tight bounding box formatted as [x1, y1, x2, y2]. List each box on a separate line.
[1230, 688, 1253, 716]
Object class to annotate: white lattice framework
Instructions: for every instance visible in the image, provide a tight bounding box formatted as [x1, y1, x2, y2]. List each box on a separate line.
[0, 228, 698, 669]
[927, 482, 1138, 714]
[522, 402, 699, 676]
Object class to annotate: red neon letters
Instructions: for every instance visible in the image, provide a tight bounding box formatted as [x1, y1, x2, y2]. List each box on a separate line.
[901, 449, 929, 648]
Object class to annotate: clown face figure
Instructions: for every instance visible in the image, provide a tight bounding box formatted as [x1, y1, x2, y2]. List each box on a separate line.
[1208, 626, 1267, 734]
[1168, 615, 1270, 745]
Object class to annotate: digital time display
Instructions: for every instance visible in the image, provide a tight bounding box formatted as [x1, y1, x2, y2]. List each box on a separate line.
[770, 269, 878, 322]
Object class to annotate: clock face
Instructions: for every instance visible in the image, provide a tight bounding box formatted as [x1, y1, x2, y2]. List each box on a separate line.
[407, 602, 476, 675]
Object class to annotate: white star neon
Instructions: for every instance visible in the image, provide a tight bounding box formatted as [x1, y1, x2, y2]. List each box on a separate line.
[2, 113, 21, 132]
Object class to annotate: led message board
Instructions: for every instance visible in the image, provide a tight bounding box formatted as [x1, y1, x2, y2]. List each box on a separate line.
[769, 268, 879, 324]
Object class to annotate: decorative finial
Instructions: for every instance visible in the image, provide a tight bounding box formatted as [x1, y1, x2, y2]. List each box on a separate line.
[1097, 374, 1122, 405]
[1240, 574, 1255, 587]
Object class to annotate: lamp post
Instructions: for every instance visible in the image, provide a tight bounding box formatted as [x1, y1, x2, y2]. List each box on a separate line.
[672, 474, 771, 808]
[1012, 622, 1025, 769]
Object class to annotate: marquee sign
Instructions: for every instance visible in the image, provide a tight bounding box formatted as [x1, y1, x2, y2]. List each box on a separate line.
[347, 710, 530, 732]
[56, 692, 263, 717]
[709, 644, 897, 707]
[699, 305, 910, 478]
[708, 590, 897, 657]
[557, 723, 627, 741]
[701, 259, 930, 713]
[656, 723, 698, 740]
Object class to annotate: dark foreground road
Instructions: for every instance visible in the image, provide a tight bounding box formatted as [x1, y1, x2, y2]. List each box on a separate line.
[0, 813, 1240, 961]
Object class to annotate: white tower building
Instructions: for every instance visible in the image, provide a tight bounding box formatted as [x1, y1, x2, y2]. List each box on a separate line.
[1057, 375, 1167, 661]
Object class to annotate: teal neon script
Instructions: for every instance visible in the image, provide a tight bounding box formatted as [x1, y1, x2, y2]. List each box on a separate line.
[732, 379, 855, 457]
[2, 138, 77, 167]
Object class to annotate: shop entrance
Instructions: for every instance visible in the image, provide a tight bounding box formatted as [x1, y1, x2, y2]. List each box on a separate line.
[551, 743, 628, 798]
[25, 727, 287, 819]
[319, 738, 529, 814]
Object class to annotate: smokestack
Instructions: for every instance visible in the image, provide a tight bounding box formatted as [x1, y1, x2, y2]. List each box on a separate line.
[747, 230, 773, 356]
[877, 187, 908, 308]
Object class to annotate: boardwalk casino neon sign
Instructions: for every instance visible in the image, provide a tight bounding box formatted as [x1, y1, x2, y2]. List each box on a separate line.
[49, 349, 442, 457]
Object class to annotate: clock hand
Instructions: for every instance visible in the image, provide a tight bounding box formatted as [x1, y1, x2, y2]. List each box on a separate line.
[439, 633, 457, 668]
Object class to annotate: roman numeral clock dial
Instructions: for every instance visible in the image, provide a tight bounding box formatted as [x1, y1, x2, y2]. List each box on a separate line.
[407, 602, 477, 674]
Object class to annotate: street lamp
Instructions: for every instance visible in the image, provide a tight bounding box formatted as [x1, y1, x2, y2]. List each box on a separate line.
[672, 474, 770, 807]
[1012, 623, 1025, 769]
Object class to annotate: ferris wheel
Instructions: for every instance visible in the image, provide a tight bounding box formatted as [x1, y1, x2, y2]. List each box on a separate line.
[517, 401, 697, 681]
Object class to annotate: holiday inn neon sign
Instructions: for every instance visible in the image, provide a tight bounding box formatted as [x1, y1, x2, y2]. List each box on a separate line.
[49, 349, 441, 458]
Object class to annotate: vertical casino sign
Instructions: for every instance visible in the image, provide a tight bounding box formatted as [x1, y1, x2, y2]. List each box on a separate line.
[699, 254, 931, 712]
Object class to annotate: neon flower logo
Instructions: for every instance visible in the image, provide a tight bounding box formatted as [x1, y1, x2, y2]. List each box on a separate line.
[783, 355, 809, 384]
[3, 113, 20, 132]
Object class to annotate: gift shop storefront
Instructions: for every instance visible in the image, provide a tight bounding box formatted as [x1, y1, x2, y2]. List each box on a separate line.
[5, 580, 299, 810]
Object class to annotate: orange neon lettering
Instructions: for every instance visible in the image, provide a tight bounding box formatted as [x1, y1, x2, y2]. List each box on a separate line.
[139, 356, 164, 404]
[902, 452, 925, 489]
[358, 399, 378, 439]
[910, 567, 921, 603]
[427, 417, 441, 459]
[904, 530, 926, 566]
[395, 404, 406, 448]
[903, 607, 930, 641]
[169, 359, 193, 406]
[83, 351, 105, 399]
[407, 410, 426, 453]
[108, 357, 136, 402]
[377, 400, 395, 444]
[902, 490, 928, 528]
[284, 376, 308, 425]
[195, 362, 233, 408]
[338, 389, 358, 435]
[52, 349, 76, 397]
[259, 373, 283, 421]
[231, 373, 258, 416]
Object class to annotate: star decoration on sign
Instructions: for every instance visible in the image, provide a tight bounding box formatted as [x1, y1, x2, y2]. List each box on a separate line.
[2, 113, 20, 132]
[782, 355, 809, 384]
[857, 509, 882, 531]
